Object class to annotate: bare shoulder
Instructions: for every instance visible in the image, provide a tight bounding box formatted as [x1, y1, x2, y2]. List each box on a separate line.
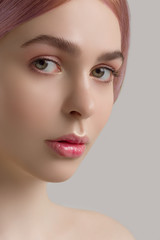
[73, 208, 136, 240]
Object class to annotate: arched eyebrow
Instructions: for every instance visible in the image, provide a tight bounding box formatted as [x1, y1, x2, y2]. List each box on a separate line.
[21, 34, 81, 56]
[21, 34, 124, 62]
[97, 51, 124, 62]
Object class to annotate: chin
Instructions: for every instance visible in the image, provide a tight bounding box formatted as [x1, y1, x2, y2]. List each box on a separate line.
[27, 163, 79, 183]
[39, 173, 76, 183]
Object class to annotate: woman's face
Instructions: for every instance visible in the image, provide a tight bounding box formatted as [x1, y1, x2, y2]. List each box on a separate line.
[0, 0, 122, 182]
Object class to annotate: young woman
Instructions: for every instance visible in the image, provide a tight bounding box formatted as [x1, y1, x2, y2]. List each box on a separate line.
[0, 0, 135, 239]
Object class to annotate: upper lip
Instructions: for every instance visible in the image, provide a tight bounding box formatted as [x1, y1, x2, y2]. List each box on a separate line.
[46, 133, 89, 144]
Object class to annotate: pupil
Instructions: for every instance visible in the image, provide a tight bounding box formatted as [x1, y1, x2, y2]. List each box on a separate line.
[39, 59, 45, 66]
[94, 68, 104, 77]
[96, 69, 101, 74]
[36, 59, 47, 69]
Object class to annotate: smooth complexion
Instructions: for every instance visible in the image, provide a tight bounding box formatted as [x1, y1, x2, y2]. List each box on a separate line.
[0, 0, 134, 239]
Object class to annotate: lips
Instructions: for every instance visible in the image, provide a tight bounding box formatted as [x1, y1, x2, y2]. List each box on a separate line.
[45, 134, 89, 158]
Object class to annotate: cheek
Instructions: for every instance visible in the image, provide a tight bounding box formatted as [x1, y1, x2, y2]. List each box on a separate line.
[96, 100, 113, 133]
[95, 84, 114, 131]
[0, 69, 60, 138]
[87, 87, 113, 149]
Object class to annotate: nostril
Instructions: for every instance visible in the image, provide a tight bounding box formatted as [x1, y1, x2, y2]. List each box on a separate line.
[70, 111, 81, 117]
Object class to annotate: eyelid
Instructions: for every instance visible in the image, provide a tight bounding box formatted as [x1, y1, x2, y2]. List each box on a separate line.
[90, 64, 115, 75]
[90, 64, 121, 80]
[29, 56, 62, 73]
[91, 63, 115, 70]
[29, 55, 61, 65]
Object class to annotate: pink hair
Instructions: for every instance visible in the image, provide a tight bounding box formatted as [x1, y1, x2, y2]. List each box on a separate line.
[102, 0, 130, 103]
[0, 0, 130, 103]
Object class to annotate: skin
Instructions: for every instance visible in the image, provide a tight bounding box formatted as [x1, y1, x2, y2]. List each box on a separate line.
[0, 0, 135, 239]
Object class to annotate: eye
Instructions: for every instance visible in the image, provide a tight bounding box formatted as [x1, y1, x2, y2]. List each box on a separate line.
[91, 67, 115, 83]
[31, 58, 61, 74]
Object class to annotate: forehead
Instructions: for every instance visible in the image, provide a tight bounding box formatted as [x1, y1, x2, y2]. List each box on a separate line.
[2, 0, 121, 55]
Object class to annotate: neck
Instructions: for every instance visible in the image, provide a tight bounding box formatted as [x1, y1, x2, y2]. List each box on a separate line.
[0, 159, 56, 238]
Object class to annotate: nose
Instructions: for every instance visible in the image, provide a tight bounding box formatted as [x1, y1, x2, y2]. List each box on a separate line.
[62, 75, 95, 120]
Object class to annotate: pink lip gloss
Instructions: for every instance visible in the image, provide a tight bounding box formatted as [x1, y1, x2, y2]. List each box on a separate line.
[45, 141, 86, 158]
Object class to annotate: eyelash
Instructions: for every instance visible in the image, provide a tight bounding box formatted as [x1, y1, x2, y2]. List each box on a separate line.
[30, 57, 120, 84]
[90, 65, 119, 84]
[30, 57, 61, 74]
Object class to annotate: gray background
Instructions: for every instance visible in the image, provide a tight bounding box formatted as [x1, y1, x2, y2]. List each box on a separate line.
[47, 1, 160, 239]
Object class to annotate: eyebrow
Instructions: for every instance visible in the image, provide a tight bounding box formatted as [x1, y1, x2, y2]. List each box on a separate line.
[21, 34, 124, 62]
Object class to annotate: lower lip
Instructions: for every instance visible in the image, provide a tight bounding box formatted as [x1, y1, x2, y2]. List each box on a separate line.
[45, 141, 86, 158]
